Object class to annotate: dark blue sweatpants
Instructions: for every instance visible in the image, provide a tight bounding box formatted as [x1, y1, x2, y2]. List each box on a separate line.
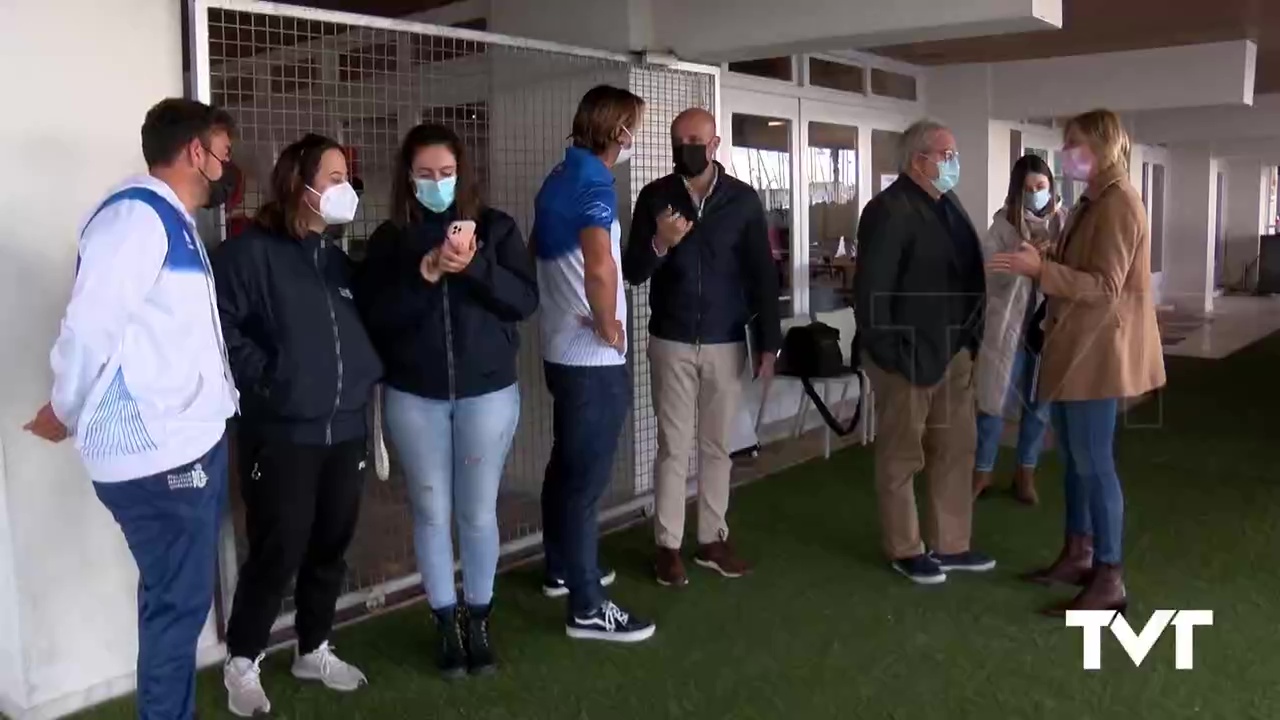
[93, 435, 228, 720]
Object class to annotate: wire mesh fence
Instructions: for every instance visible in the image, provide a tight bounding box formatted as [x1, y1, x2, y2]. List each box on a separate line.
[195, 0, 715, 632]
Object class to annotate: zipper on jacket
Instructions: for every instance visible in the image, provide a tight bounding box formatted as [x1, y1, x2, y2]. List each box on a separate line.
[442, 278, 458, 400]
[315, 246, 343, 446]
[696, 246, 703, 347]
[692, 187, 708, 347]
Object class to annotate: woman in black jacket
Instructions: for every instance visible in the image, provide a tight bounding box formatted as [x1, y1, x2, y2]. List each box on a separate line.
[356, 123, 537, 677]
[213, 134, 383, 717]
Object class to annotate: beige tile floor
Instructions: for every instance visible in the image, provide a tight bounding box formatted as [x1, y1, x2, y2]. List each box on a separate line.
[1164, 294, 1280, 359]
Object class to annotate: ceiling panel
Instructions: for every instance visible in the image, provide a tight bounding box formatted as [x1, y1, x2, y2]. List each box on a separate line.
[277, 0, 466, 19]
[872, 0, 1280, 93]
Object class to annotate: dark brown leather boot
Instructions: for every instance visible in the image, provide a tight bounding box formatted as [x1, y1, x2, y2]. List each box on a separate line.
[1022, 534, 1093, 586]
[1041, 563, 1127, 617]
[1012, 466, 1039, 506]
[973, 469, 994, 499]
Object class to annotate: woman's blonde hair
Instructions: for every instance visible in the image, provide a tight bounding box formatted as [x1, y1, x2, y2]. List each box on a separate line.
[1064, 109, 1131, 173]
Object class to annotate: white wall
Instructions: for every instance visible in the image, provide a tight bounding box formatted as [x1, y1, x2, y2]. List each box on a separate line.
[0, 454, 25, 716]
[0, 1, 214, 717]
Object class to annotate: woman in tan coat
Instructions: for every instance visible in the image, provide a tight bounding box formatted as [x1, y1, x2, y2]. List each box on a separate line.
[989, 109, 1165, 614]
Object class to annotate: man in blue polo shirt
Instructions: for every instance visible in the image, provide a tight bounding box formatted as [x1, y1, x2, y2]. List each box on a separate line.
[533, 84, 655, 643]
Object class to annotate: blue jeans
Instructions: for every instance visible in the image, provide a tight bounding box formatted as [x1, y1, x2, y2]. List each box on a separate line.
[541, 362, 631, 617]
[1052, 399, 1124, 564]
[975, 348, 1050, 472]
[93, 435, 228, 720]
[385, 385, 520, 609]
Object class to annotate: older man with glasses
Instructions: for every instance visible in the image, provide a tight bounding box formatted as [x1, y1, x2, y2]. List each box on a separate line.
[854, 119, 995, 585]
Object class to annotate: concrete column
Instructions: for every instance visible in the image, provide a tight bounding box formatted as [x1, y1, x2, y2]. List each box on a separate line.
[1165, 145, 1217, 315]
[925, 64, 1004, 223]
[1223, 158, 1268, 290]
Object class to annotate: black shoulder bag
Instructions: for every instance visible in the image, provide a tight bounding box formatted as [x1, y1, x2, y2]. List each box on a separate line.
[778, 320, 866, 437]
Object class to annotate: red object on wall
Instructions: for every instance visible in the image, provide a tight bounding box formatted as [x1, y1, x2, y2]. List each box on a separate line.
[344, 145, 364, 193]
[344, 145, 360, 177]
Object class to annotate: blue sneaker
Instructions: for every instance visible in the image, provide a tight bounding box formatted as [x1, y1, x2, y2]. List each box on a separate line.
[566, 601, 656, 643]
[931, 550, 997, 573]
[891, 553, 947, 585]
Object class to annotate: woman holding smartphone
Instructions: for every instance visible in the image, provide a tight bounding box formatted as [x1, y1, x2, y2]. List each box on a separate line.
[357, 123, 538, 677]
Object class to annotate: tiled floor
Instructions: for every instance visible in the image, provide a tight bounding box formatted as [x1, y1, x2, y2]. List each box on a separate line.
[1163, 294, 1280, 359]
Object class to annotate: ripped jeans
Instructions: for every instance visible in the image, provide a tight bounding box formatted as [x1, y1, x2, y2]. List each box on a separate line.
[384, 384, 520, 609]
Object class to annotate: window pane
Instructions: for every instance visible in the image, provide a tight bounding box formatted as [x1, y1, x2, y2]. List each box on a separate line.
[808, 58, 864, 94]
[807, 122, 858, 312]
[728, 57, 793, 82]
[729, 114, 793, 318]
[871, 129, 902, 198]
[870, 68, 917, 101]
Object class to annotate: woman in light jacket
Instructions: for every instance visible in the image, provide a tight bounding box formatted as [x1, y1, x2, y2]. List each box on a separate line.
[990, 109, 1166, 615]
[973, 154, 1067, 505]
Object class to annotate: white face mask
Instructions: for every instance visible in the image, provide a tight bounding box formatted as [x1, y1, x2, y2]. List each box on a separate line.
[307, 181, 359, 225]
[614, 126, 636, 166]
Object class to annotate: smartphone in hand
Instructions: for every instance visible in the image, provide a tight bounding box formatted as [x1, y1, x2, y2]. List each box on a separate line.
[447, 220, 477, 252]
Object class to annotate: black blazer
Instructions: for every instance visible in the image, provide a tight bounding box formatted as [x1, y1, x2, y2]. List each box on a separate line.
[854, 174, 985, 387]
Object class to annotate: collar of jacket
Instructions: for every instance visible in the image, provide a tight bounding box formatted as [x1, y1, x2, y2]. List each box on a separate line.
[1084, 164, 1128, 201]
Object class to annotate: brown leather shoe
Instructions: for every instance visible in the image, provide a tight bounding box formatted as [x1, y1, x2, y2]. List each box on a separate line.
[1022, 534, 1094, 586]
[694, 540, 752, 578]
[973, 469, 994, 499]
[654, 547, 689, 587]
[1041, 563, 1127, 617]
[1011, 466, 1039, 506]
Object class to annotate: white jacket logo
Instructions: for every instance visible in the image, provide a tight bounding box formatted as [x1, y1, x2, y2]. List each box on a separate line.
[167, 462, 209, 491]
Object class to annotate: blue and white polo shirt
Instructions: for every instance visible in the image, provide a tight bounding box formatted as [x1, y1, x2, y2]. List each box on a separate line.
[532, 146, 627, 367]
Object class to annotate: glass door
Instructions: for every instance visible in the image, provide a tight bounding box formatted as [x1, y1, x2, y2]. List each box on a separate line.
[722, 88, 801, 318]
[800, 99, 910, 314]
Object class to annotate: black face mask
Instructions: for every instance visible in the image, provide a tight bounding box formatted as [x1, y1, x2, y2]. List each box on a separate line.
[673, 143, 710, 178]
[201, 151, 240, 209]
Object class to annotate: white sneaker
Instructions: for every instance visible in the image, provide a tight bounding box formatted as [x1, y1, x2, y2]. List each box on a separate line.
[224, 654, 271, 717]
[291, 641, 368, 692]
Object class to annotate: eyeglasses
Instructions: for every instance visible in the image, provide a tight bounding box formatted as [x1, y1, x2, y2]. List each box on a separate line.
[916, 149, 958, 163]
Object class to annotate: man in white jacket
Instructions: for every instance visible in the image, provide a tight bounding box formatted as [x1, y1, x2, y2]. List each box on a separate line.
[24, 97, 239, 720]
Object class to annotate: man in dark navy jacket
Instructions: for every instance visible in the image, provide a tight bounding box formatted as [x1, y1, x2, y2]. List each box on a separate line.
[623, 108, 781, 588]
[854, 119, 993, 587]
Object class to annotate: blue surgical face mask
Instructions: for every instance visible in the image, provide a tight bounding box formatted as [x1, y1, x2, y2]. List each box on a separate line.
[1025, 188, 1051, 213]
[932, 156, 960, 194]
[414, 176, 457, 213]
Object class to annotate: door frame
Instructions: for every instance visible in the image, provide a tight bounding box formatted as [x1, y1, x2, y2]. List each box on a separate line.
[722, 87, 805, 317]
[721, 87, 915, 317]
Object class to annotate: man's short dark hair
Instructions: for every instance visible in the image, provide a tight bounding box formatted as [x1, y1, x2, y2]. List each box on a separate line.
[140, 98, 236, 169]
[571, 85, 645, 155]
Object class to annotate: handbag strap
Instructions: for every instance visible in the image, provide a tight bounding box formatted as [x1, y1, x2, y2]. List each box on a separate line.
[800, 372, 867, 438]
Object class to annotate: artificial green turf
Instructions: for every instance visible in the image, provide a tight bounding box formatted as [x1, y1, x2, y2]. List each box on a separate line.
[77, 334, 1280, 720]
